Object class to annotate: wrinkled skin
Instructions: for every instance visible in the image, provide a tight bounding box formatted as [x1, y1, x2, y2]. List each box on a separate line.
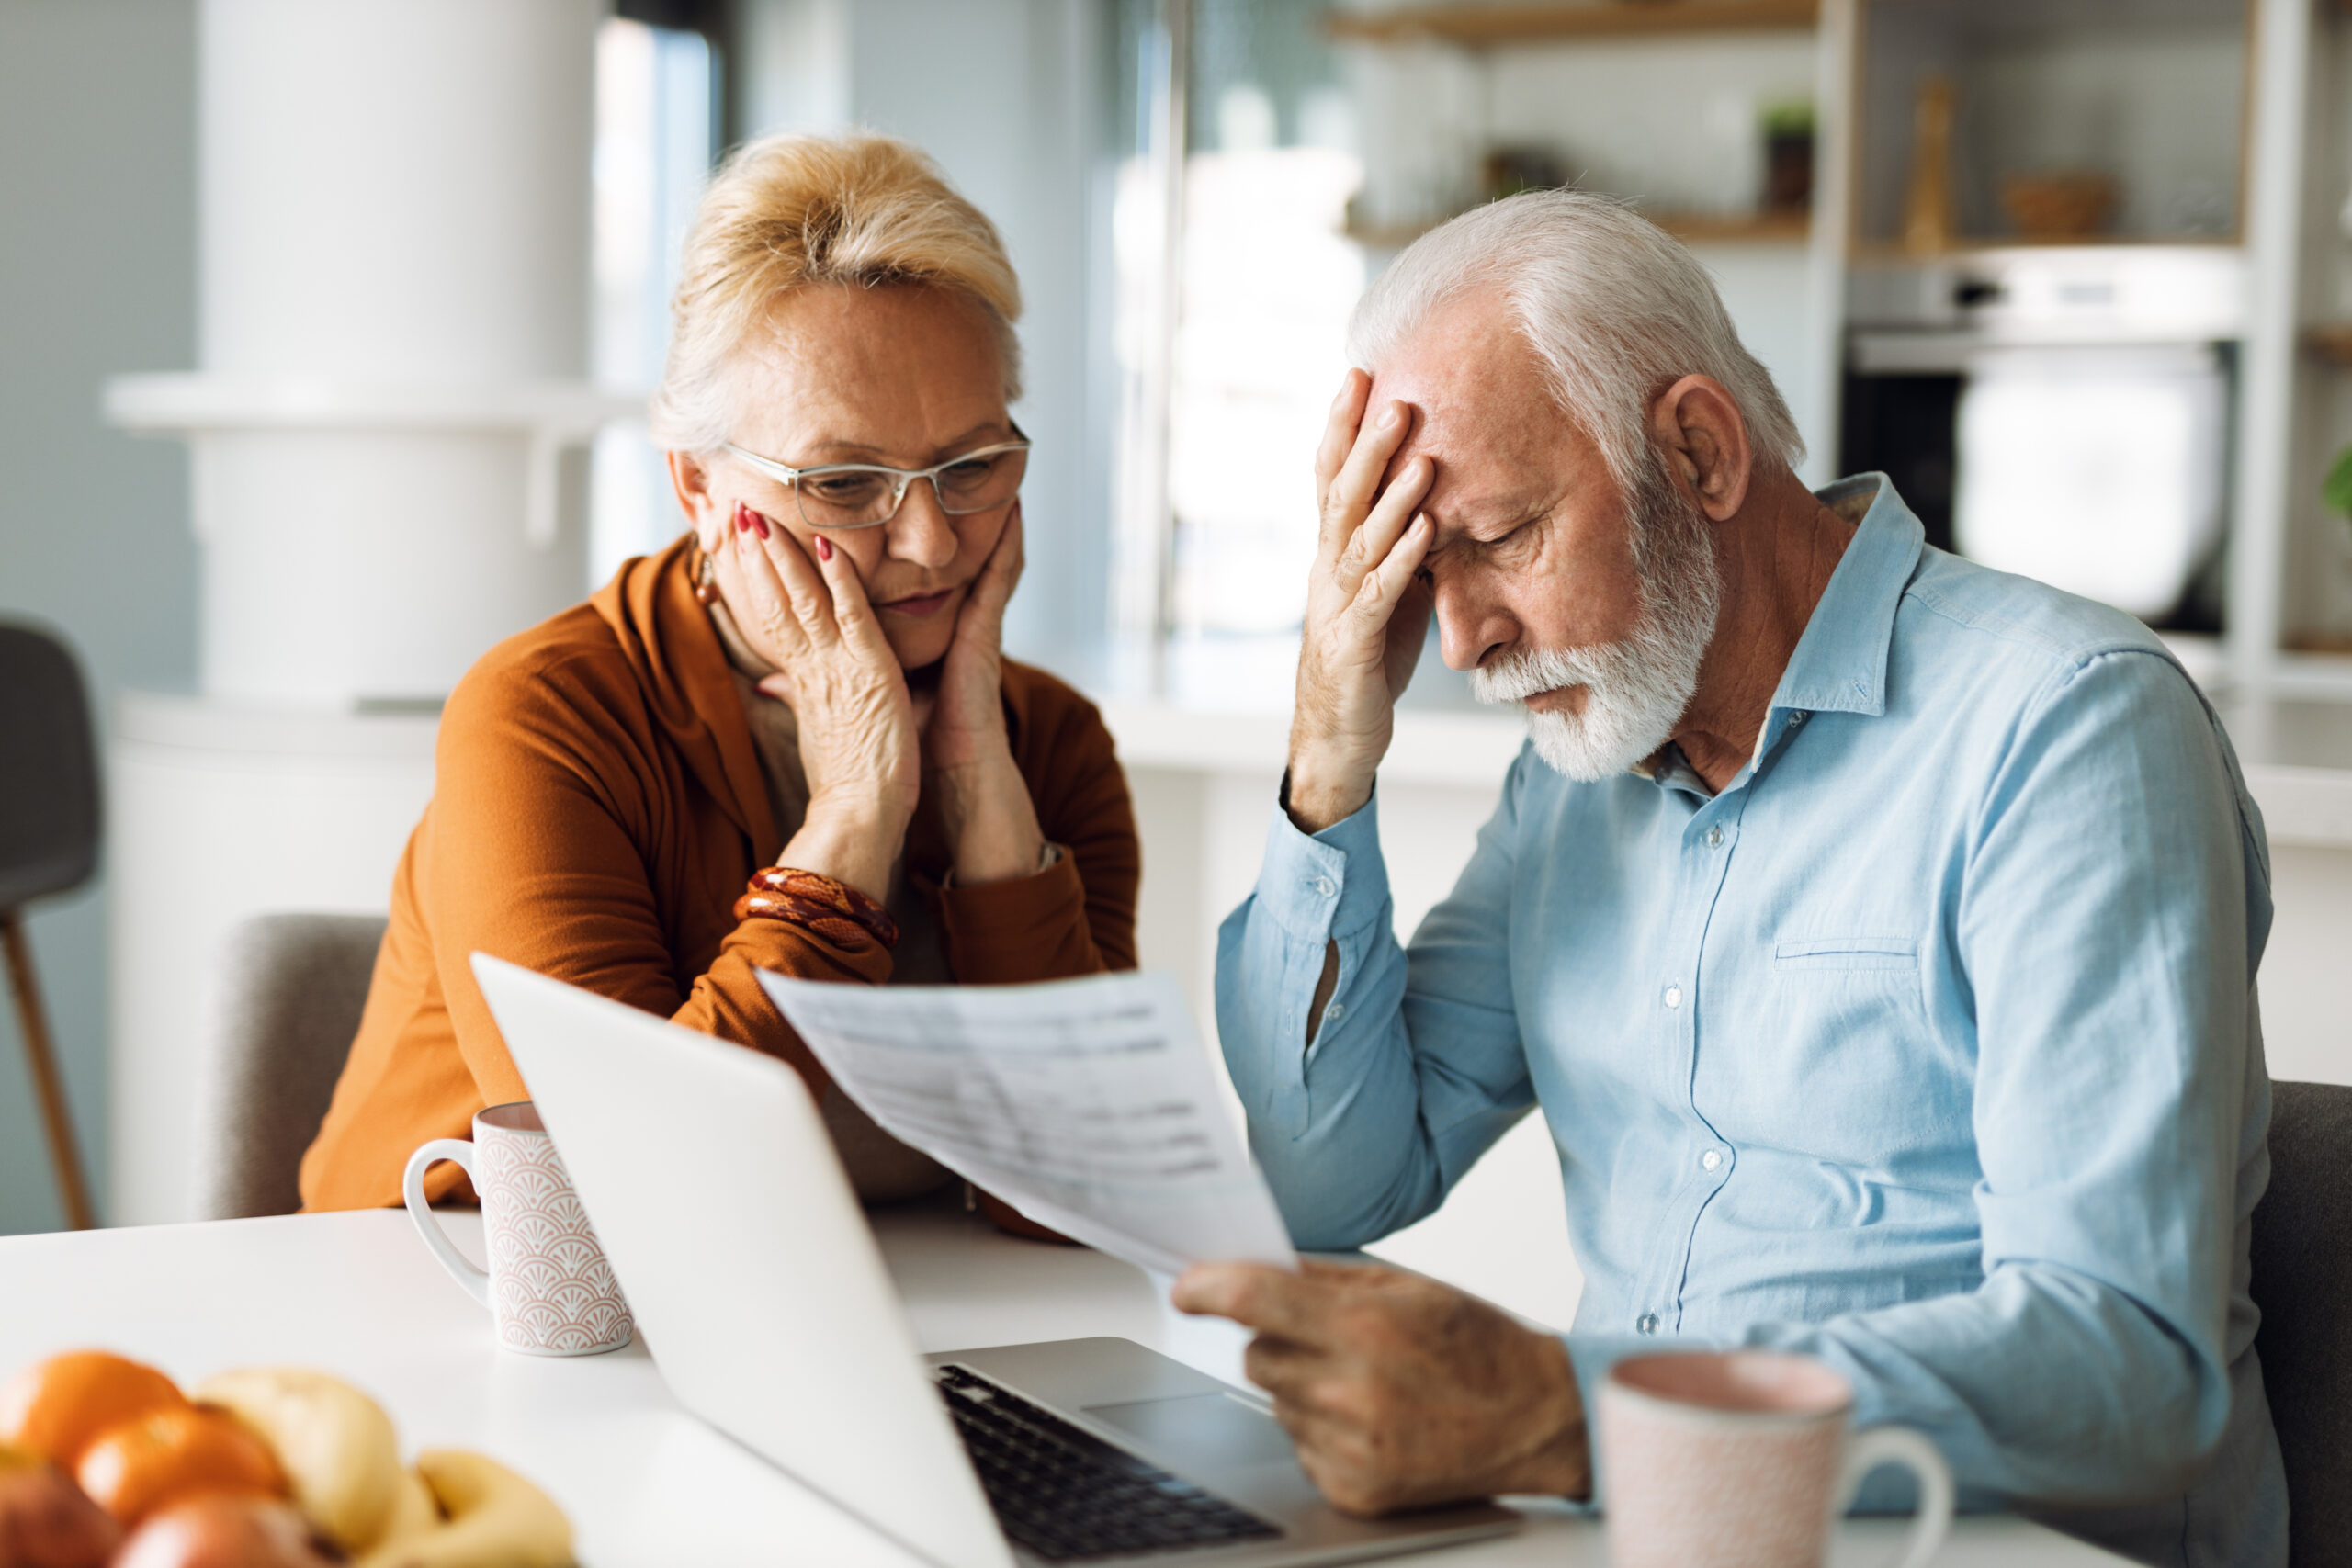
[1171, 1260, 1588, 1514]
[669, 283, 1045, 900]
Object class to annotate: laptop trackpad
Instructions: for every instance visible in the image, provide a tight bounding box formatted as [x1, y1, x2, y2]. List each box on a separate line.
[1085, 1392, 1298, 1468]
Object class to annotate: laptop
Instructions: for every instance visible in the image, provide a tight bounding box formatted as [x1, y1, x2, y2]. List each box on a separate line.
[470, 955, 1521, 1568]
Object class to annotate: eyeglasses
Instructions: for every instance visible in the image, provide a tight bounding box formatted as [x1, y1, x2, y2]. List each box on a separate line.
[720, 429, 1031, 532]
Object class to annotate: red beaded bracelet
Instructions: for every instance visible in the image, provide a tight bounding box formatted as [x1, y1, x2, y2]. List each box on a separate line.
[734, 866, 899, 951]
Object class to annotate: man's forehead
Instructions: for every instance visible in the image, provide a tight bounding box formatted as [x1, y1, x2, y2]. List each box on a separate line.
[1365, 296, 1535, 422]
[1363, 294, 1570, 509]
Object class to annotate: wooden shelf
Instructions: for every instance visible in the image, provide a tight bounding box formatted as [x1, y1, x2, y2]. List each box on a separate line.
[1657, 209, 1812, 243]
[1848, 236, 2242, 265]
[1348, 207, 1809, 250]
[2285, 632, 2352, 657]
[1326, 0, 1820, 47]
[2304, 325, 2352, 367]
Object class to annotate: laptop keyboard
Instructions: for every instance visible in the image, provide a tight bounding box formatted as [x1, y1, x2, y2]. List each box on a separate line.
[935, 1363, 1283, 1562]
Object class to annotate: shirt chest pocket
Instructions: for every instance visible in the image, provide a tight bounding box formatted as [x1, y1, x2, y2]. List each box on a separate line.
[1774, 936, 1918, 972]
[1760, 938, 1927, 1091]
[1727, 936, 1943, 1164]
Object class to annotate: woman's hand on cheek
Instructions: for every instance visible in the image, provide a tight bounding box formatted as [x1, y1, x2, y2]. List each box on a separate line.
[924, 506, 1047, 886]
[928, 504, 1023, 769]
[724, 511, 920, 901]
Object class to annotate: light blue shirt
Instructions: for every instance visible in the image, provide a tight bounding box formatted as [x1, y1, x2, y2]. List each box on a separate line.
[1216, 477, 2284, 1568]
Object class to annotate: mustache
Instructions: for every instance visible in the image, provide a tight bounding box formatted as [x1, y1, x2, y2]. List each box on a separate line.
[1469, 643, 1619, 705]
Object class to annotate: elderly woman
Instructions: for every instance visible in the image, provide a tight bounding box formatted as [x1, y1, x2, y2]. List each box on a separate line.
[300, 133, 1137, 1216]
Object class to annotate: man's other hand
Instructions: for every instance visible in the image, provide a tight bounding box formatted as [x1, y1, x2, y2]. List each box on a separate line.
[1170, 1258, 1589, 1515]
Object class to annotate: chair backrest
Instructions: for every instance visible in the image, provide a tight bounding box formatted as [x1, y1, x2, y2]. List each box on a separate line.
[197, 912, 389, 1219]
[0, 623, 100, 911]
[2250, 1078, 2352, 1568]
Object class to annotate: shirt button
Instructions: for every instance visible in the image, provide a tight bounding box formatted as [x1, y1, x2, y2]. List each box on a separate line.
[1663, 985, 1683, 1010]
[1701, 1149, 1723, 1172]
[1323, 1001, 1345, 1023]
[1636, 1314, 1659, 1335]
[1313, 875, 1336, 897]
[1706, 826, 1724, 849]
[1788, 711, 1807, 726]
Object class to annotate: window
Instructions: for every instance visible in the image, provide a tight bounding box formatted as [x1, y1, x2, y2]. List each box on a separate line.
[590, 17, 717, 584]
[1112, 0, 1368, 699]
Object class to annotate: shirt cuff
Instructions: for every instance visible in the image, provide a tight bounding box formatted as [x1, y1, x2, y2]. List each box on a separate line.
[1252, 788, 1391, 945]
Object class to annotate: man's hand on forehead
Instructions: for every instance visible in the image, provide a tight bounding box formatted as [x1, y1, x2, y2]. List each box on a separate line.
[1283, 369, 1438, 835]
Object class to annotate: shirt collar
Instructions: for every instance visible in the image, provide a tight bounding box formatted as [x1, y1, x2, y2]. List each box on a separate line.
[1766, 472, 1926, 722]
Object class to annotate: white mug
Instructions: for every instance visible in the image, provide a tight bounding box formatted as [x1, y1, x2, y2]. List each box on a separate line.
[402, 1100, 633, 1357]
[1600, 1349, 1953, 1568]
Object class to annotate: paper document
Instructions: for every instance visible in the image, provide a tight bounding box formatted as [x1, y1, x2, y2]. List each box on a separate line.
[755, 969, 1298, 1276]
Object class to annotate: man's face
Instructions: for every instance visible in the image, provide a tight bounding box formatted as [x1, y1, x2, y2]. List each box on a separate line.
[1367, 293, 1721, 779]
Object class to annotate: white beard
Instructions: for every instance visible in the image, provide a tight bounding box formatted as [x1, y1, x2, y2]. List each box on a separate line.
[1468, 457, 1721, 783]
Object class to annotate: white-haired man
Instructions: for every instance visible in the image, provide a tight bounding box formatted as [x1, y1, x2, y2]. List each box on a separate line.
[1170, 192, 2281, 1568]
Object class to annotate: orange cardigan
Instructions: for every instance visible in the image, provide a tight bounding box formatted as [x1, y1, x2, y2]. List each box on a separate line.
[299, 536, 1140, 1212]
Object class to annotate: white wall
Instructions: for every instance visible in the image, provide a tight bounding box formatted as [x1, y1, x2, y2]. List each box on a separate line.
[0, 0, 198, 1234]
[2261, 843, 2352, 1088]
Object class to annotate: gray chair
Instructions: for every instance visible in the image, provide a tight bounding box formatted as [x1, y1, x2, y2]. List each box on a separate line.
[2250, 1078, 2352, 1568]
[198, 912, 389, 1219]
[0, 622, 102, 1230]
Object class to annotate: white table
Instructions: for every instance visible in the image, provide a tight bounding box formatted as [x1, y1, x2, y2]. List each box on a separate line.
[0, 1204, 2127, 1567]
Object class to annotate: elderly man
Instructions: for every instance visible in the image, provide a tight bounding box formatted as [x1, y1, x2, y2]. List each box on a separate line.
[1170, 192, 2281, 1568]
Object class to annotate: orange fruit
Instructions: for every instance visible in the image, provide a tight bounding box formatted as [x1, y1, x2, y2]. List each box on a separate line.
[0, 1351, 188, 1466]
[74, 1405, 287, 1524]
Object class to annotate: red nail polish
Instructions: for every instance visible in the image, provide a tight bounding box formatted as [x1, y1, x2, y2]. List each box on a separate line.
[748, 508, 771, 541]
[816, 536, 833, 562]
[733, 501, 750, 533]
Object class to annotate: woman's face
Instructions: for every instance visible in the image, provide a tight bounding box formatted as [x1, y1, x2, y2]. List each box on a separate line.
[673, 283, 1017, 671]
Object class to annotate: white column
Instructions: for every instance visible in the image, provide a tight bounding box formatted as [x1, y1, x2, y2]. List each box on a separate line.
[2230, 0, 2314, 696]
[114, 0, 628, 705]
[104, 0, 628, 1224]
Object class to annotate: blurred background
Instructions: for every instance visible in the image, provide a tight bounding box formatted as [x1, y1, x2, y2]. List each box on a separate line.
[4, 0, 2349, 1326]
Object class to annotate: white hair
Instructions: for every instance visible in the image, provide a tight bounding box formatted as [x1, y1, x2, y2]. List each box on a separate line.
[1346, 190, 1803, 493]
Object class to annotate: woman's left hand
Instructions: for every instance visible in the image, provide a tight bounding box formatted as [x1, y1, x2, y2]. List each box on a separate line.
[923, 506, 1048, 884]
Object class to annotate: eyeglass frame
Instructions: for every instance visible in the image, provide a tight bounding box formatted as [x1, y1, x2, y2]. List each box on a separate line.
[718, 425, 1032, 532]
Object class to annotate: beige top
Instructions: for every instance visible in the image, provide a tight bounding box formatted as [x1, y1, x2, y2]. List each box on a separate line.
[710, 600, 958, 1203]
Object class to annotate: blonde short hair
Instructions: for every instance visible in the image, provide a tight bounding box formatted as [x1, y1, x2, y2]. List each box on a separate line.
[649, 131, 1023, 453]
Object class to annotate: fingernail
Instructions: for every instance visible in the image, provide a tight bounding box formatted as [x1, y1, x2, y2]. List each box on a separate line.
[748, 507, 771, 540]
[733, 501, 750, 533]
[816, 536, 833, 562]
[1381, 404, 1403, 430]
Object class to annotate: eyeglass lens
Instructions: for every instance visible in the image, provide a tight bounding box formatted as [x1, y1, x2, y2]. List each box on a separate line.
[797, 446, 1028, 530]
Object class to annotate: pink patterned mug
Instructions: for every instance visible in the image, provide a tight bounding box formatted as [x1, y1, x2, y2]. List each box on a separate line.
[402, 1101, 634, 1357]
[1600, 1350, 1952, 1568]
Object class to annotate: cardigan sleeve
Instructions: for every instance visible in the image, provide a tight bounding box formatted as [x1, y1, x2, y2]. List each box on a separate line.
[418, 657, 887, 1119]
[935, 682, 1139, 982]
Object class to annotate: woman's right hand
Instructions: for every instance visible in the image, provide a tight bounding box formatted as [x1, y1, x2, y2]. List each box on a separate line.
[712, 502, 919, 901]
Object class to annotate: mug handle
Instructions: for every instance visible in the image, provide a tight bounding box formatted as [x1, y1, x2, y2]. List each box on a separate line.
[1838, 1426, 1954, 1568]
[402, 1138, 491, 1307]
